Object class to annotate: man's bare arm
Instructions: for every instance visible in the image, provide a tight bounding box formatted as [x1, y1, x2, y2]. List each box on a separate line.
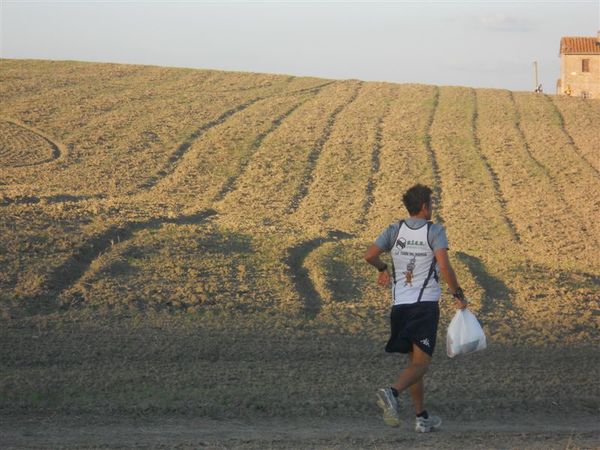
[364, 244, 391, 287]
[364, 244, 387, 269]
[434, 248, 467, 309]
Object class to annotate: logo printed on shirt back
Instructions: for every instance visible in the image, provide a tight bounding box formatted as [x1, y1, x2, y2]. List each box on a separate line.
[404, 256, 416, 286]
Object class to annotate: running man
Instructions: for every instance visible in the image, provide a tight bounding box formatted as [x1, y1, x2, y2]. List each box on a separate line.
[364, 184, 467, 433]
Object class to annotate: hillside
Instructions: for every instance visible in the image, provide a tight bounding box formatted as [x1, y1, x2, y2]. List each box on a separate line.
[1, 60, 599, 448]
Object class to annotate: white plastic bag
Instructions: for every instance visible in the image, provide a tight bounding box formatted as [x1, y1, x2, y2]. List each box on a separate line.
[446, 309, 487, 358]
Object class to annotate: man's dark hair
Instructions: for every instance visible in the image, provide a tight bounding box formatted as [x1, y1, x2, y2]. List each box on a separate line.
[402, 184, 433, 216]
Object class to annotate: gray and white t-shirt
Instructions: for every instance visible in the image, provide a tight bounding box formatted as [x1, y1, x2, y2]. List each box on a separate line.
[375, 218, 449, 305]
[375, 218, 449, 252]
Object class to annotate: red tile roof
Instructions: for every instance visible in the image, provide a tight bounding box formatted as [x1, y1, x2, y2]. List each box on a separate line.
[560, 37, 600, 55]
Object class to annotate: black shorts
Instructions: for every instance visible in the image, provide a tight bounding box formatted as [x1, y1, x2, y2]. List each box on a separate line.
[385, 301, 440, 357]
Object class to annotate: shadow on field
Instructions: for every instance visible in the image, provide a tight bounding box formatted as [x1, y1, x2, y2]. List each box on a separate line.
[285, 230, 354, 319]
[455, 251, 513, 316]
[324, 249, 367, 305]
[33, 209, 217, 315]
[0, 193, 107, 206]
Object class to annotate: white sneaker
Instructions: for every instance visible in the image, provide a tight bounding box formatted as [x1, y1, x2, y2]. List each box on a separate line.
[376, 387, 400, 427]
[415, 413, 442, 432]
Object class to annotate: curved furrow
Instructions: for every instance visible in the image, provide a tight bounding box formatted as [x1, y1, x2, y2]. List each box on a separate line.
[0, 118, 67, 167]
[2, 71, 279, 199]
[290, 82, 392, 235]
[138, 98, 263, 191]
[507, 91, 555, 182]
[424, 86, 444, 224]
[547, 95, 600, 177]
[149, 93, 315, 209]
[281, 80, 337, 97]
[2, 68, 210, 149]
[138, 81, 333, 197]
[471, 89, 520, 242]
[359, 100, 391, 226]
[284, 230, 353, 319]
[32, 209, 218, 314]
[431, 86, 517, 257]
[215, 81, 359, 232]
[428, 86, 522, 319]
[476, 88, 594, 270]
[365, 84, 439, 239]
[286, 82, 364, 214]
[213, 94, 320, 202]
[511, 91, 600, 246]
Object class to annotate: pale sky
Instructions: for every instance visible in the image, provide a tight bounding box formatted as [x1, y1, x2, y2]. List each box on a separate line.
[1, 1, 599, 91]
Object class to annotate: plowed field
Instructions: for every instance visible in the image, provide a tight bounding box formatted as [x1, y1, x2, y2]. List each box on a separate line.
[1, 60, 598, 449]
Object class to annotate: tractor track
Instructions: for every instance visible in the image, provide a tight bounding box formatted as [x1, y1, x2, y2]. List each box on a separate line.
[358, 100, 391, 227]
[214, 92, 324, 202]
[286, 82, 364, 214]
[138, 99, 264, 191]
[471, 89, 521, 243]
[546, 95, 600, 178]
[423, 86, 444, 224]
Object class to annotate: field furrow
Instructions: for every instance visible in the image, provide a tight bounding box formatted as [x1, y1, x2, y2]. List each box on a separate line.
[545, 96, 600, 178]
[431, 87, 518, 256]
[424, 87, 444, 224]
[512, 92, 600, 244]
[138, 97, 264, 191]
[476, 89, 595, 269]
[149, 94, 316, 209]
[1, 69, 317, 198]
[365, 84, 439, 239]
[550, 96, 600, 175]
[215, 81, 361, 232]
[0, 119, 62, 168]
[471, 89, 521, 242]
[287, 82, 364, 216]
[360, 103, 391, 227]
[429, 86, 523, 321]
[292, 82, 393, 235]
[213, 96, 318, 202]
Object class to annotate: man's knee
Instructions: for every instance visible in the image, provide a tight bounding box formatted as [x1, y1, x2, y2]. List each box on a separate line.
[410, 344, 432, 369]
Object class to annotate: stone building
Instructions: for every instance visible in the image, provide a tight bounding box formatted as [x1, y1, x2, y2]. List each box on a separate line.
[556, 32, 600, 98]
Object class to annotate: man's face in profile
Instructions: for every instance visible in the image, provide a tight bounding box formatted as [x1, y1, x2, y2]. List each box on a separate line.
[425, 198, 434, 221]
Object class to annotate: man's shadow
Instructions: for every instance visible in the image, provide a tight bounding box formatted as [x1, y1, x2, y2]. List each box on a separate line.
[455, 251, 514, 316]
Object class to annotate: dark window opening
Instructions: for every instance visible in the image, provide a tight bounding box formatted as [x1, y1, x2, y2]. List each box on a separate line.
[582, 59, 590, 72]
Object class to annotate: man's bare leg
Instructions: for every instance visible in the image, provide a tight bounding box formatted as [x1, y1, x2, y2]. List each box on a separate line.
[407, 350, 425, 414]
[391, 343, 430, 396]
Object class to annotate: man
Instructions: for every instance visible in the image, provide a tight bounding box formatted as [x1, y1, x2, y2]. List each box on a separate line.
[364, 184, 467, 433]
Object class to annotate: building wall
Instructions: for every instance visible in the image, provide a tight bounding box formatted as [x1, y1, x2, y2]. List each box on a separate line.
[558, 54, 600, 98]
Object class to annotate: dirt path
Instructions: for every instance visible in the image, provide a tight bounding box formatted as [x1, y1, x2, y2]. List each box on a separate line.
[1, 414, 598, 449]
